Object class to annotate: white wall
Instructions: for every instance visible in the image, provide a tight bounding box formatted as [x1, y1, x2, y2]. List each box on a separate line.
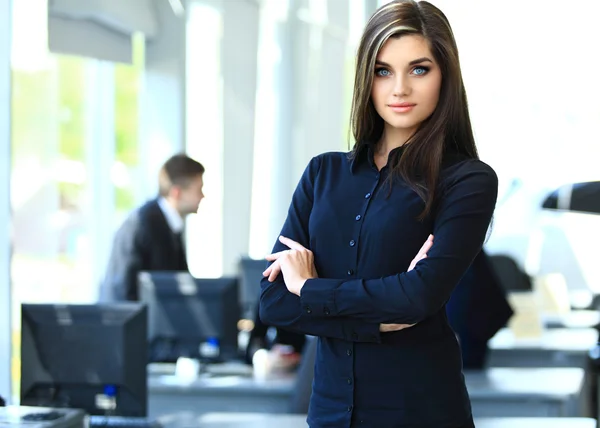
[0, 0, 12, 403]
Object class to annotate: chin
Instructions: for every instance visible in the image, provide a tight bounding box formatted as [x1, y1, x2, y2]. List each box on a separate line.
[385, 117, 422, 131]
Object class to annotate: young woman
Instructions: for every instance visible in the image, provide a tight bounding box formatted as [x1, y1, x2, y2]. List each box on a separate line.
[260, 1, 497, 426]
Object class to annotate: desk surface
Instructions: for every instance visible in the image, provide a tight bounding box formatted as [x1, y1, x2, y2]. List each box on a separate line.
[543, 310, 600, 329]
[158, 413, 596, 428]
[489, 328, 597, 352]
[149, 366, 584, 400]
[464, 367, 585, 400]
[148, 372, 296, 396]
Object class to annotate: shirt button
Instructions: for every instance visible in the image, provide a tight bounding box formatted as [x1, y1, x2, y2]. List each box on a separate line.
[364, 192, 371, 199]
[347, 349, 352, 356]
[305, 307, 312, 314]
[349, 240, 355, 247]
[347, 406, 353, 412]
[323, 307, 330, 315]
[347, 269, 354, 275]
[347, 378, 353, 385]
[355, 214, 361, 221]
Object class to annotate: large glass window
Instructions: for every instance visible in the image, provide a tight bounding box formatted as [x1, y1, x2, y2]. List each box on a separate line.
[9, 0, 145, 400]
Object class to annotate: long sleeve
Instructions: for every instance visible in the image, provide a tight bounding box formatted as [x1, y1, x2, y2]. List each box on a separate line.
[259, 156, 382, 343]
[102, 219, 146, 302]
[299, 160, 498, 325]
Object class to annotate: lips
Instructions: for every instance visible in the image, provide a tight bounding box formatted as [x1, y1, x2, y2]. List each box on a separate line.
[388, 103, 416, 113]
[389, 103, 415, 108]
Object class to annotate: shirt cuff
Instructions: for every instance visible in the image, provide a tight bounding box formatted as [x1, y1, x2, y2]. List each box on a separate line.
[300, 278, 340, 317]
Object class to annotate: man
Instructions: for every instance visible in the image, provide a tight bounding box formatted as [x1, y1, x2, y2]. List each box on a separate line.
[101, 154, 205, 302]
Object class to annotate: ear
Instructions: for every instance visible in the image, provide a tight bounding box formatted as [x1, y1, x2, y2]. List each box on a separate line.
[169, 185, 182, 199]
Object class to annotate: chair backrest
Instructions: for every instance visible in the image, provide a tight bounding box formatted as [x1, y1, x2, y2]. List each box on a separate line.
[287, 336, 317, 414]
[489, 254, 532, 292]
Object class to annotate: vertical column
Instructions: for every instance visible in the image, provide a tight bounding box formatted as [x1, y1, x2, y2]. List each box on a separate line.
[220, 0, 259, 274]
[85, 61, 116, 300]
[139, 0, 187, 199]
[185, 0, 224, 278]
[249, 0, 295, 257]
[0, 0, 12, 403]
[251, 0, 350, 257]
[291, 0, 350, 180]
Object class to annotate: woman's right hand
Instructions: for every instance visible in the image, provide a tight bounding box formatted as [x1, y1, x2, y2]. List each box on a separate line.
[379, 234, 434, 333]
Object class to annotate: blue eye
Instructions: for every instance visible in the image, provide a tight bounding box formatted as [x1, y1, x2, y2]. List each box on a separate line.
[375, 68, 391, 77]
[412, 66, 430, 76]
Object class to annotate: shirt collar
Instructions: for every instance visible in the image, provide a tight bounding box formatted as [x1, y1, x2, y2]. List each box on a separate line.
[157, 197, 184, 233]
[350, 142, 408, 174]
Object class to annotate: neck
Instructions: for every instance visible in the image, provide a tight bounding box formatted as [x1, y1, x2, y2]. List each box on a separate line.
[375, 125, 415, 158]
[162, 196, 184, 219]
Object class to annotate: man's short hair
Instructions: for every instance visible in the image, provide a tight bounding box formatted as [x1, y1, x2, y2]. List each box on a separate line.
[158, 154, 205, 197]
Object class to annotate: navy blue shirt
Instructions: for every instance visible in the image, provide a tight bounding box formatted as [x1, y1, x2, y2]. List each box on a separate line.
[260, 145, 498, 427]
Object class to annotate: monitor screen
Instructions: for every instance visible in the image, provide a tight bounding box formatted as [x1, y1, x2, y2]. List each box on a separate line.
[20, 303, 147, 417]
[238, 257, 266, 318]
[138, 272, 240, 363]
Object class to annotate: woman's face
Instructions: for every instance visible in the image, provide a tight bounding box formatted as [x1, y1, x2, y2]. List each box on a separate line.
[370, 34, 442, 137]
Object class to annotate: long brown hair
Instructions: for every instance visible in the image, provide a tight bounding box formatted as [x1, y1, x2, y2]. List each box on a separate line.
[350, 0, 477, 219]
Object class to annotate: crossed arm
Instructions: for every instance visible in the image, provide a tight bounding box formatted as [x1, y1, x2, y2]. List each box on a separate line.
[258, 157, 497, 339]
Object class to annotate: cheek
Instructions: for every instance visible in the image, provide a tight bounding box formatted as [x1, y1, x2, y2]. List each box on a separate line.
[420, 81, 442, 112]
[371, 83, 388, 115]
[371, 80, 388, 105]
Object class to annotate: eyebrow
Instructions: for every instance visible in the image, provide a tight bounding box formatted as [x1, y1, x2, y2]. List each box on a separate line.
[375, 57, 434, 67]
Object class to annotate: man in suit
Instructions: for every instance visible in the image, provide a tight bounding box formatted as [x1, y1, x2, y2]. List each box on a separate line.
[101, 154, 205, 302]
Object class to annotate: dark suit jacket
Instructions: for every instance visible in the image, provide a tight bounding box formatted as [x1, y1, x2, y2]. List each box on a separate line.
[446, 250, 514, 368]
[100, 199, 188, 302]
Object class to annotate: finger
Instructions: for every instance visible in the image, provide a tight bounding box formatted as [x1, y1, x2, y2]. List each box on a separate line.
[268, 261, 282, 282]
[279, 235, 307, 252]
[262, 266, 272, 277]
[415, 235, 434, 259]
[265, 251, 285, 262]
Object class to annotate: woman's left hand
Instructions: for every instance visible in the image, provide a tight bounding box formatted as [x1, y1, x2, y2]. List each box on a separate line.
[264, 236, 318, 296]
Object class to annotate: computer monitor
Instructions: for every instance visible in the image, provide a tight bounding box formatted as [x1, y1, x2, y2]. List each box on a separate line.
[138, 272, 240, 363]
[238, 257, 266, 318]
[20, 303, 147, 417]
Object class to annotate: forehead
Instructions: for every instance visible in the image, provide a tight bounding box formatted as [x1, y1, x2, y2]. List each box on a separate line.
[376, 34, 433, 64]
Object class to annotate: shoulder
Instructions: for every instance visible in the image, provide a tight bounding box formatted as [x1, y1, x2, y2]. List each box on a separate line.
[302, 151, 350, 178]
[126, 200, 164, 232]
[312, 151, 349, 166]
[440, 153, 498, 191]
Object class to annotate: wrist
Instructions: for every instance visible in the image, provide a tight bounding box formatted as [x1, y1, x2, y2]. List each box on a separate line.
[295, 278, 309, 296]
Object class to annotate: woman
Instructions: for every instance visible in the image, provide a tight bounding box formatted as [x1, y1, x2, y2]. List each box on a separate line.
[260, 1, 497, 426]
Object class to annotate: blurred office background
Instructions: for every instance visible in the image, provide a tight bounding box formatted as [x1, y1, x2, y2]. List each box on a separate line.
[1, 0, 600, 416]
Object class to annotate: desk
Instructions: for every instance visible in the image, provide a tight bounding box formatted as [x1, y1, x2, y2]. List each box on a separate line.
[488, 328, 597, 368]
[149, 367, 585, 419]
[147, 373, 296, 419]
[543, 311, 600, 329]
[0, 407, 85, 428]
[476, 418, 596, 428]
[157, 413, 597, 428]
[465, 367, 585, 417]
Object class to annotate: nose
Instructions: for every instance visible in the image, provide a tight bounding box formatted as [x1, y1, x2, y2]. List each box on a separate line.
[392, 74, 411, 97]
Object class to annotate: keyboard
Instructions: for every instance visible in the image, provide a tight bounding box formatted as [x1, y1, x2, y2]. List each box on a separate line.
[89, 416, 163, 428]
